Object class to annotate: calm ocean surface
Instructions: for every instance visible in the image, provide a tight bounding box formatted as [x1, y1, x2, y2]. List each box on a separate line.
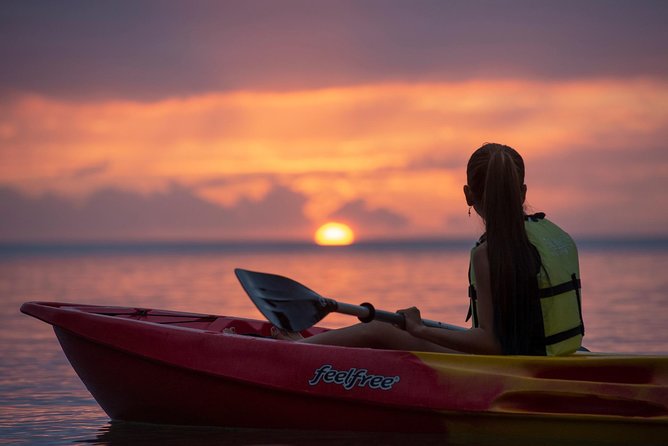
[1, 241, 667, 445]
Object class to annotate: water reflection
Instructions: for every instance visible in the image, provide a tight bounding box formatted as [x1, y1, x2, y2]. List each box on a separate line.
[82, 421, 449, 446]
[77, 419, 653, 446]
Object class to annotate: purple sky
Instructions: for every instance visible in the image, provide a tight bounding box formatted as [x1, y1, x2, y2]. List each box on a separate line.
[2, 1, 667, 99]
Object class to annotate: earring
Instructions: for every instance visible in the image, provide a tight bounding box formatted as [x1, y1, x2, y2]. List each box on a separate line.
[468, 206, 472, 217]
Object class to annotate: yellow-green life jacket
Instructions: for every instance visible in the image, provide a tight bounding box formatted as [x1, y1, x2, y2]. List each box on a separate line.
[467, 213, 584, 356]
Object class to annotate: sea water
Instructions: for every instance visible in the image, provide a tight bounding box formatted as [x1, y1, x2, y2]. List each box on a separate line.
[1, 241, 667, 445]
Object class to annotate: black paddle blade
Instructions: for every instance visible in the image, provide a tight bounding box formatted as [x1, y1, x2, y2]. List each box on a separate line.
[234, 268, 337, 332]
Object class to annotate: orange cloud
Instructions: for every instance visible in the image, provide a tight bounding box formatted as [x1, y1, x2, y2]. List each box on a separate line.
[1, 78, 667, 238]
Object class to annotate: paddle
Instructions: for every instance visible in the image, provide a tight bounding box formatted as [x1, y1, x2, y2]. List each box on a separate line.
[234, 268, 466, 332]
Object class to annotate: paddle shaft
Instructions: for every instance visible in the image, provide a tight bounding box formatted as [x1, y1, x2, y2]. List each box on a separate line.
[335, 301, 466, 332]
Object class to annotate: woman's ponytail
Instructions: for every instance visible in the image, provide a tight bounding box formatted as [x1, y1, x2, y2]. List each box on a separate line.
[467, 143, 539, 354]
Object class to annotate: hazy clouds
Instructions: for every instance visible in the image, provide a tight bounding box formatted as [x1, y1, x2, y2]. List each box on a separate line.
[2, 1, 667, 100]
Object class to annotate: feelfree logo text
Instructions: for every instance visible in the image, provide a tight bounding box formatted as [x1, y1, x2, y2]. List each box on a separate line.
[308, 364, 400, 391]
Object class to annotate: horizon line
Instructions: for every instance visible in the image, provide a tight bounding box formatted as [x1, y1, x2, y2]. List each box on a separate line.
[2, 236, 668, 255]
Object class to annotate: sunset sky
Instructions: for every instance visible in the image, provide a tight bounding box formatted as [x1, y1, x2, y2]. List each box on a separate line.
[1, 0, 667, 242]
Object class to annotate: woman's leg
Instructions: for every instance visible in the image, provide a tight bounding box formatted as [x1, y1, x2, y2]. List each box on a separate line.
[299, 320, 460, 353]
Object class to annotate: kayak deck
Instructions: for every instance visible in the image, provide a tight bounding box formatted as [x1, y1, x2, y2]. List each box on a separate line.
[20, 301, 668, 441]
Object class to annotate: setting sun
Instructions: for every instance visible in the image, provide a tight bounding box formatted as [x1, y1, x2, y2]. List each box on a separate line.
[314, 222, 355, 246]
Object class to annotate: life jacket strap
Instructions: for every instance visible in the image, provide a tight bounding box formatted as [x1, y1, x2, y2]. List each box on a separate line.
[544, 324, 585, 346]
[466, 299, 479, 327]
[538, 277, 581, 298]
[525, 212, 546, 222]
[466, 262, 477, 324]
[542, 273, 585, 346]
[573, 273, 585, 336]
[466, 285, 478, 326]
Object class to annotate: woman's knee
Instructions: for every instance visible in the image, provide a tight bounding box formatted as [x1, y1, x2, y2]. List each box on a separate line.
[356, 320, 400, 348]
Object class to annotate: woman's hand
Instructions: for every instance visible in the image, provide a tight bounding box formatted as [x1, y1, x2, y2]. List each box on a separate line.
[397, 306, 425, 337]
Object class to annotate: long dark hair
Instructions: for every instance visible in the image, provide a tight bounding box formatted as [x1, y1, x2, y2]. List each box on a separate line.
[467, 143, 540, 354]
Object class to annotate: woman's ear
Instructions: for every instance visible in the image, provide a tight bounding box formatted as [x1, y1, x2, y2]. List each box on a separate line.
[521, 184, 527, 204]
[463, 185, 475, 206]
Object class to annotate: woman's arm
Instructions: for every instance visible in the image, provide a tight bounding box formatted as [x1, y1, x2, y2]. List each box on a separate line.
[399, 243, 503, 355]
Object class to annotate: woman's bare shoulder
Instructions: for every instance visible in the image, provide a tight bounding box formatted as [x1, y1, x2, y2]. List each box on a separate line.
[472, 241, 489, 278]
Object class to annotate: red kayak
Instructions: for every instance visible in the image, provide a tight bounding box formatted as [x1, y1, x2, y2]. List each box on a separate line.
[21, 301, 668, 442]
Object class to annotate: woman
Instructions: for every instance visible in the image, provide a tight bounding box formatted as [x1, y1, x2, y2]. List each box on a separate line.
[283, 143, 584, 356]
